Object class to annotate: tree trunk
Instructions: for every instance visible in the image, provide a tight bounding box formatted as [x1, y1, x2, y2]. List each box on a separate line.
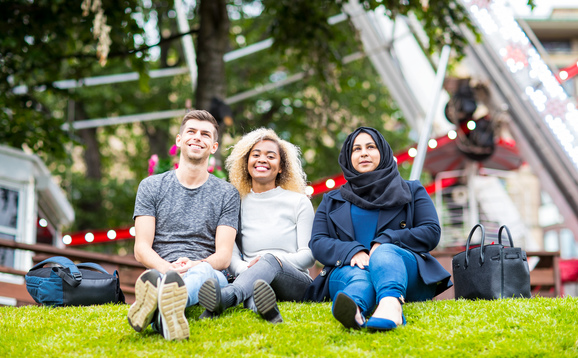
[74, 101, 103, 230]
[196, 0, 229, 111]
[196, 0, 229, 163]
[145, 124, 171, 159]
[144, 7, 178, 161]
[75, 102, 102, 181]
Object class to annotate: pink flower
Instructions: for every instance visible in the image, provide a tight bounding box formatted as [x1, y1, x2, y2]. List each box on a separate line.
[209, 156, 216, 166]
[169, 145, 179, 156]
[148, 154, 159, 176]
[174, 163, 179, 169]
[208, 166, 214, 173]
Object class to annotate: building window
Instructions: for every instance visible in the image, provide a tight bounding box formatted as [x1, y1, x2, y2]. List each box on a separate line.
[560, 229, 577, 259]
[0, 187, 19, 267]
[36, 213, 56, 246]
[542, 40, 572, 54]
[0, 188, 18, 229]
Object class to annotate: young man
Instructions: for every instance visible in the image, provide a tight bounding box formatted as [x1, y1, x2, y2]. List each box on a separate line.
[127, 110, 240, 340]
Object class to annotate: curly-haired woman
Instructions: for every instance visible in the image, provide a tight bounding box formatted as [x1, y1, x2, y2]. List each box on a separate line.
[198, 128, 315, 323]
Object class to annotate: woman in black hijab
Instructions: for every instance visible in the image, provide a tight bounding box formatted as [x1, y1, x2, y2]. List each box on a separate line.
[304, 127, 452, 331]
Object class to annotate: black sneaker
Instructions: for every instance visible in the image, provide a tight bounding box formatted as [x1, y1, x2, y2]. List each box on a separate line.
[127, 269, 161, 332]
[198, 309, 219, 320]
[157, 271, 189, 340]
[253, 279, 283, 324]
[198, 278, 225, 316]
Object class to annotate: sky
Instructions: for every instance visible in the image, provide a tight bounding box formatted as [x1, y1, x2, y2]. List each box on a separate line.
[510, 0, 578, 18]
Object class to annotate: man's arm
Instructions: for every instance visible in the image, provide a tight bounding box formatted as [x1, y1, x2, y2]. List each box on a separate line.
[202, 225, 236, 270]
[134, 215, 174, 273]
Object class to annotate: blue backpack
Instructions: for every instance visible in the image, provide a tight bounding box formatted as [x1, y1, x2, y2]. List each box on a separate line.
[25, 256, 125, 306]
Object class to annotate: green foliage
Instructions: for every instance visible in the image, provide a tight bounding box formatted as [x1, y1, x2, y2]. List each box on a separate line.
[66, 174, 138, 232]
[1, 297, 577, 356]
[0, 0, 521, 238]
[0, 0, 150, 159]
[263, 0, 479, 66]
[226, 5, 414, 185]
[262, 0, 346, 69]
[0, 100, 72, 160]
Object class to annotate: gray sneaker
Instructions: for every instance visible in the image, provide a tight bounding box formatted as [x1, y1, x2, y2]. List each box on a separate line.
[127, 269, 162, 332]
[198, 278, 225, 316]
[253, 279, 283, 324]
[157, 270, 189, 340]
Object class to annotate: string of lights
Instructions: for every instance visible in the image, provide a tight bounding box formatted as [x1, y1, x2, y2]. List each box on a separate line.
[463, 0, 578, 169]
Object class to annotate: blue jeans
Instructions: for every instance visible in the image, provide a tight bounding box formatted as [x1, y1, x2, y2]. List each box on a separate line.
[328, 244, 436, 316]
[223, 254, 312, 312]
[181, 262, 228, 307]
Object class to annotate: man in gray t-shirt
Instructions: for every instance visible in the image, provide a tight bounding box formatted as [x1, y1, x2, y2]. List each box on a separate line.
[127, 110, 240, 341]
[133, 171, 239, 263]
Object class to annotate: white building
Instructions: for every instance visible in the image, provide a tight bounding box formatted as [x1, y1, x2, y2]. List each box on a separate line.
[0, 145, 74, 271]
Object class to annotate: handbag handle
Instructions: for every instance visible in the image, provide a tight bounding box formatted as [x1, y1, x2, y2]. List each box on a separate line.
[497, 225, 515, 247]
[464, 224, 486, 267]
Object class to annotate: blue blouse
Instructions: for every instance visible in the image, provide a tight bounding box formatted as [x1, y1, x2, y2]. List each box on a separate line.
[350, 204, 379, 250]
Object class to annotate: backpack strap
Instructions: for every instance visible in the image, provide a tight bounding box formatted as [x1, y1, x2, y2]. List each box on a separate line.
[235, 207, 244, 255]
[30, 256, 83, 287]
[76, 262, 111, 275]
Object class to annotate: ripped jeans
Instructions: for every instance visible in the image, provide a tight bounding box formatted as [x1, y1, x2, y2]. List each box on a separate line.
[222, 253, 312, 312]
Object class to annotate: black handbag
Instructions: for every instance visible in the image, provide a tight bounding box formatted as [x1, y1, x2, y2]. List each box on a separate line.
[25, 256, 125, 306]
[452, 224, 531, 300]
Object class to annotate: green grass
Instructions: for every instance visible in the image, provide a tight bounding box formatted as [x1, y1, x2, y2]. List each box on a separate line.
[1, 297, 577, 357]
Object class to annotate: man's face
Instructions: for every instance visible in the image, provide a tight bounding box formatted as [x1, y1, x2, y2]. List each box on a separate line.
[176, 119, 218, 163]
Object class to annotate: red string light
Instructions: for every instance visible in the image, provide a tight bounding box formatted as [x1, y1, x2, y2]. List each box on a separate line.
[62, 132, 477, 245]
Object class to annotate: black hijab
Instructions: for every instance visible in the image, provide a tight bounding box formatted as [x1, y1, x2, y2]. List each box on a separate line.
[338, 127, 412, 209]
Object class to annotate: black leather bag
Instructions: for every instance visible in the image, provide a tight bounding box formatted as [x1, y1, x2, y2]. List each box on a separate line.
[452, 224, 531, 300]
[25, 256, 125, 306]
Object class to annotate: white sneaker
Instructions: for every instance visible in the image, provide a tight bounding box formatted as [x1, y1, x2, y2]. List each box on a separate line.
[157, 270, 189, 340]
[127, 269, 161, 332]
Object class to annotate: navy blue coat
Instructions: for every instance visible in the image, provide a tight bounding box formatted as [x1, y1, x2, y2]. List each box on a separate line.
[303, 180, 452, 302]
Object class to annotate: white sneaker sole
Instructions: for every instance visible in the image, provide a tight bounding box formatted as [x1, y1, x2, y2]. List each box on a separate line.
[127, 270, 160, 332]
[158, 272, 189, 340]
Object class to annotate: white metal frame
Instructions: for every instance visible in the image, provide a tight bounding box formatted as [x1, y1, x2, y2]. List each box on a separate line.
[0, 177, 36, 272]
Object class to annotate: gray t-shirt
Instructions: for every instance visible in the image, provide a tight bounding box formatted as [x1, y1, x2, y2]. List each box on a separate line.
[133, 170, 240, 263]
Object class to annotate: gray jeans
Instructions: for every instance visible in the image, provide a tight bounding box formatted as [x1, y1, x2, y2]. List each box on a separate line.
[223, 253, 312, 312]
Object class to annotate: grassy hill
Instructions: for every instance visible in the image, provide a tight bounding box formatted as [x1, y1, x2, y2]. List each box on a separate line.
[1, 297, 577, 357]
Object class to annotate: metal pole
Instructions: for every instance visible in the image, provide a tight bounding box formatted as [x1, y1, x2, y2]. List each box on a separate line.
[466, 161, 479, 230]
[174, 0, 198, 91]
[61, 72, 310, 130]
[343, 0, 425, 130]
[409, 45, 451, 180]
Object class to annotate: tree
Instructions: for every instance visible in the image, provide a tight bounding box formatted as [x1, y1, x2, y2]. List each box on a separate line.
[0, 0, 536, 244]
[0, 0, 150, 159]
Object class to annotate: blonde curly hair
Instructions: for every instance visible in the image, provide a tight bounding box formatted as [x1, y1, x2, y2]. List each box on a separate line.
[225, 128, 307, 197]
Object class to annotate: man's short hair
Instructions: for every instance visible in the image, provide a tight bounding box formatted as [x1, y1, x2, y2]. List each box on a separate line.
[180, 110, 219, 138]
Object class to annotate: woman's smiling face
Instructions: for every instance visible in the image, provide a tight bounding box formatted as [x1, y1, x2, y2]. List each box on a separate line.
[351, 132, 381, 173]
[247, 140, 282, 188]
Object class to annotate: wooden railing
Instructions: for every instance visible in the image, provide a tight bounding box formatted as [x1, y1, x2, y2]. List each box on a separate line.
[0, 238, 145, 306]
[0, 238, 564, 306]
